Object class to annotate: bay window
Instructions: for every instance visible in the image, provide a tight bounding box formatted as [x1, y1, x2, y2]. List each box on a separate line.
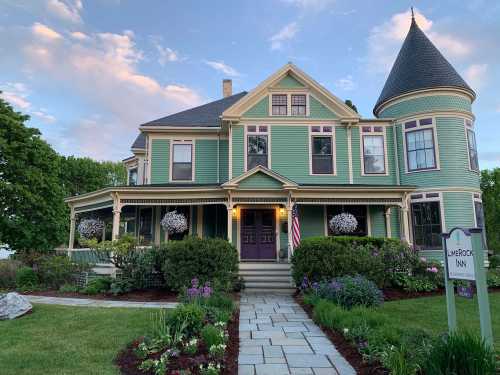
[406, 128, 436, 171]
[172, 143, 193, 181]
[467, 129, 479, 171]
[411, 200, 442, 249]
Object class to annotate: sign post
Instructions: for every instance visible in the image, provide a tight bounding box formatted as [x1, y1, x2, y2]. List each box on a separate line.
[442, 227, 493, 347]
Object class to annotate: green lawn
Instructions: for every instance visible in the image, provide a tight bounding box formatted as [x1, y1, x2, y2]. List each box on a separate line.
[0, 304, 157, 375]
[380, 292, 500, 351]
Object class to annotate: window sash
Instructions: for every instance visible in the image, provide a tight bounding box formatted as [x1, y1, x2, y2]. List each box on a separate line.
[467, 129, 479, 171]
[247, 135, 268, 169]
[272, 94, 287, 115]
[363, 135, 386, 174]
[311, 136, 333, 174]
[406, 129, 436, 171]
[128, 168, 138, 185]
[411, 201, 442, 249]
[291, 94, 306, 116]
[172, 144, 193, 180]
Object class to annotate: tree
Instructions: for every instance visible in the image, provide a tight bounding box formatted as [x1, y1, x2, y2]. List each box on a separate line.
[0, 96, 67, 252]
[480, 169, 500, 253]
[344, 99, 358, 113]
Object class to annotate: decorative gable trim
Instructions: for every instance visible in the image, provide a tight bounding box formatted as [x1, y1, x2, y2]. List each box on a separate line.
[222, 63, 360, 122]
[222, 165, 298, 190]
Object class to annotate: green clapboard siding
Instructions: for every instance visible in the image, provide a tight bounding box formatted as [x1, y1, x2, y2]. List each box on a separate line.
[275, 74, 305, 88]
[271, 125, 349, 184]
[370, 206, 386, 237]
[300, 205, 324, 238]
[151, 139, 169, 184]
[352, 126, 397, 185]
[379, 95, 472, 118]
[195, 139, 218, 183]
[396, 117, 480, 188]
[443, 192, 475, 231]
[238, 172, 283, 189]
[242, 95, 337, 119]
[219, 139, 229, 182]
[390, 207, 401, 239]
[232, 125, 245, 177]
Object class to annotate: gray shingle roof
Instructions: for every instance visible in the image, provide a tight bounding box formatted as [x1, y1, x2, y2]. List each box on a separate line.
[140, 91, 247, 127]
[374, 18, 474, 115]
[131, 132, 146, 149]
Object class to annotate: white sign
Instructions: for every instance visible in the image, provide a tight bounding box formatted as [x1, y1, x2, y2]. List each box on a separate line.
[445, 229, 475, 281]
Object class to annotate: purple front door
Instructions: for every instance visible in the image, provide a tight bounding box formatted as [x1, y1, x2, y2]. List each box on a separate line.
[241, 209, 276, 260]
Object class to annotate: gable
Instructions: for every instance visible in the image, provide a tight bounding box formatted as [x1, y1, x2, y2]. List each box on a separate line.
[238, 171, 284, 189]
[274, 74, 305, 89]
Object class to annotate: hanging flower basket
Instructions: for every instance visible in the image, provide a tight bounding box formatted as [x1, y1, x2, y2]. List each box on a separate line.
[161, 210, 188, 234]
[329, 213, 358, 235]
[77, 218, 105, 240]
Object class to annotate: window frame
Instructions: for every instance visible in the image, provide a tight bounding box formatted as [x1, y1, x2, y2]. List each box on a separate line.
[472, 193, 487, 249]
[291, 94, 307, 116]
[409, 193, 444, 250]
[360, 126, 388, 176]
[465, 120, 479, 172]
[268, 92, 310, 117]
[403, 117, 439, 173]
[309, 125, 336, 176]
[170, 140, 195, 182]
[245, 125, 270, 171]
[271, 94, 288, 116]
[128, 167, 138, 186]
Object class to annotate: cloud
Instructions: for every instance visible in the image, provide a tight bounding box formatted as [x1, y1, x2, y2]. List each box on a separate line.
[270, 22, 299, 51]
[204, 60, 240, 77]
[32, 22, 63, 41]
[155, 44, 179, 65]
[70, 31, 88, 40]
[335, 75, 355, 91]
[464, 63, 488, 91]
[46, 0, 83, 23]
[281, 0, 335, 11]
[32, 110, 57, 123]
[367, 9, 471, 73]
[0, 82, 56, 123]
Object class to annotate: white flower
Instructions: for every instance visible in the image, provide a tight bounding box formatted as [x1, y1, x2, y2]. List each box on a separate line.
[329, 213, 358, 234]
[343, 328, 349, 334]
[160, 210, 188, 234]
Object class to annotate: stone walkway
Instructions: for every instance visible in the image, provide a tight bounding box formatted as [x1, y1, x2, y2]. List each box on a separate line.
[238, 293, 355, 375]
[25, 295, 178, 309]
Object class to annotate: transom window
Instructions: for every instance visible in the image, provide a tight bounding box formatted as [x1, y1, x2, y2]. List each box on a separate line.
[466, 125, 479, 171]
[411, 200, 442, 250]
[172, 143, 193, 181]
[128, 167, 138, 186]
[406, 128, 436, 171]
[247, 126, 268, 170]
[361, 127, 386, 174]
[271, 94, 287, 115]
[326, 205, 367, 236]
[291, 94, 306, 116]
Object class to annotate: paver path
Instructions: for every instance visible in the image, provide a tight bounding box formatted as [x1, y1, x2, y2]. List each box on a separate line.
[238, 293, 355, 375]
[25, 295, 178, 309]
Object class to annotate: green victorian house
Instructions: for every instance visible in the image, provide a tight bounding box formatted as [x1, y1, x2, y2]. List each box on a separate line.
[66, 17, 485, 291]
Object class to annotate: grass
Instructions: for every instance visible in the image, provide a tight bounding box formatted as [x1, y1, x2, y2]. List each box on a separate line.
[0, 303, 158, 375]
[379, 292, 500, 352]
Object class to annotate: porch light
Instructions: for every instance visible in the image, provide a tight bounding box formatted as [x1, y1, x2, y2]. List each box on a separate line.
[279, 207, 286, 218]
[232, 207, 238, 218]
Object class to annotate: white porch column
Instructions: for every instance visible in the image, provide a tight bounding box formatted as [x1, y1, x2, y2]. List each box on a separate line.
[197, 206, 203, 238]
[401, 197, 411, 244]
[287, 206, 293, 260]
[385, 206, 392, 238]
[154, 206, 161, 245]
[227, 206, 233, 244]
[112, 208, 121, 241]
[68, 207, 76, 250]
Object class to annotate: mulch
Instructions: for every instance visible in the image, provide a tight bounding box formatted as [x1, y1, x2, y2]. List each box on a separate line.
[115, 307, 240, 375]
[295, 293, 388, 375]
[23, 289, 178, 302]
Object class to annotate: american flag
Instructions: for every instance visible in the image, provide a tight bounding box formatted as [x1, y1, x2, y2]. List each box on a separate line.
[292, 204, 301, 249]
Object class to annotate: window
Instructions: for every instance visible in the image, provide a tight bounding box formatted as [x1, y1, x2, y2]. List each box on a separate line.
[411, 201, 442, 249]
[406, 129, 436, 171]
[467, 129, 479, 171]
[474, 200, 487, 248]
[172, 143, 193, 181]
[312, 136, 333, 174]
[363, 135, 385, 174]
[128, 168, 138, 186]
[247, 135, 268, 169]
[326, 205, 367, 236]
[271, 94, 287, 115]
[291, 94, 306, 116]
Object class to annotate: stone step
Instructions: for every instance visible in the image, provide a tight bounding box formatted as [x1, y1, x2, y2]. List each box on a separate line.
[244, 281, 295, 289]
[243, 287, 296, 294]
[239, 270, 292, 277]
[239, 262, 291, 271]
[241, 275, 293, 283]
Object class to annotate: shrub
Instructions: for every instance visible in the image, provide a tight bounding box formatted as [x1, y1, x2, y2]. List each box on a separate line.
[310, 275, 383, 309]
[37, 255, 86, 288]
[201, 324, 224, 348]
[488, 254, 500, 269]
[487, 269, 500, 288]
[0, 259, 22, 289]
[423, 332, 496, 375]
[166, 303, 205, 337]
[59, 283, 80, 293]
[163, 237, 238, 291]
[15, 266, 38, 289]
[81, 277, 112, 295]
[291, 236, 417, 287]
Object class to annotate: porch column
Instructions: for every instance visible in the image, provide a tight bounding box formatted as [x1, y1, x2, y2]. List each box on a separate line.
[401, 197, 411, 244]
[68, 208, 76, 250]
[112, 207, 121, 240]
[287, 206, 293, 260]
[227, 206, 233, 244]
[154, 206, 161, 245]
[197, 206, 203, 238]
[385, 206, 392, 238]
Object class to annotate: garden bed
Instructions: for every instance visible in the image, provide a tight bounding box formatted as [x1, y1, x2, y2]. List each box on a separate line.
[116, 308, 239, 375]
[295, 293, 388, 375]
[21, 289, 178, 302]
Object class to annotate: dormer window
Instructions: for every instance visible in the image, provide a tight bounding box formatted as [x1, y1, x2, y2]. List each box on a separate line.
[271, 94, 287, 115]
[291, 94, 306, 116]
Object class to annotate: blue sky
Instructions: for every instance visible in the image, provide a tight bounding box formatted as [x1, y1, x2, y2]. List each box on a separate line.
[1, 0, 500, 168]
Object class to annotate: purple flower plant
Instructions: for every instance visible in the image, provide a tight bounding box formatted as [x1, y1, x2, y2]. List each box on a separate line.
[186, 278, 213, 300]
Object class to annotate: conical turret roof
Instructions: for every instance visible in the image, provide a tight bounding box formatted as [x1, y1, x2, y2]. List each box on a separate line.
[374, 16, 475, 115]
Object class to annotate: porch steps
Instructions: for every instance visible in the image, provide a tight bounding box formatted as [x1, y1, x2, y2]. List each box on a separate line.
[238, 263, 296, 294]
